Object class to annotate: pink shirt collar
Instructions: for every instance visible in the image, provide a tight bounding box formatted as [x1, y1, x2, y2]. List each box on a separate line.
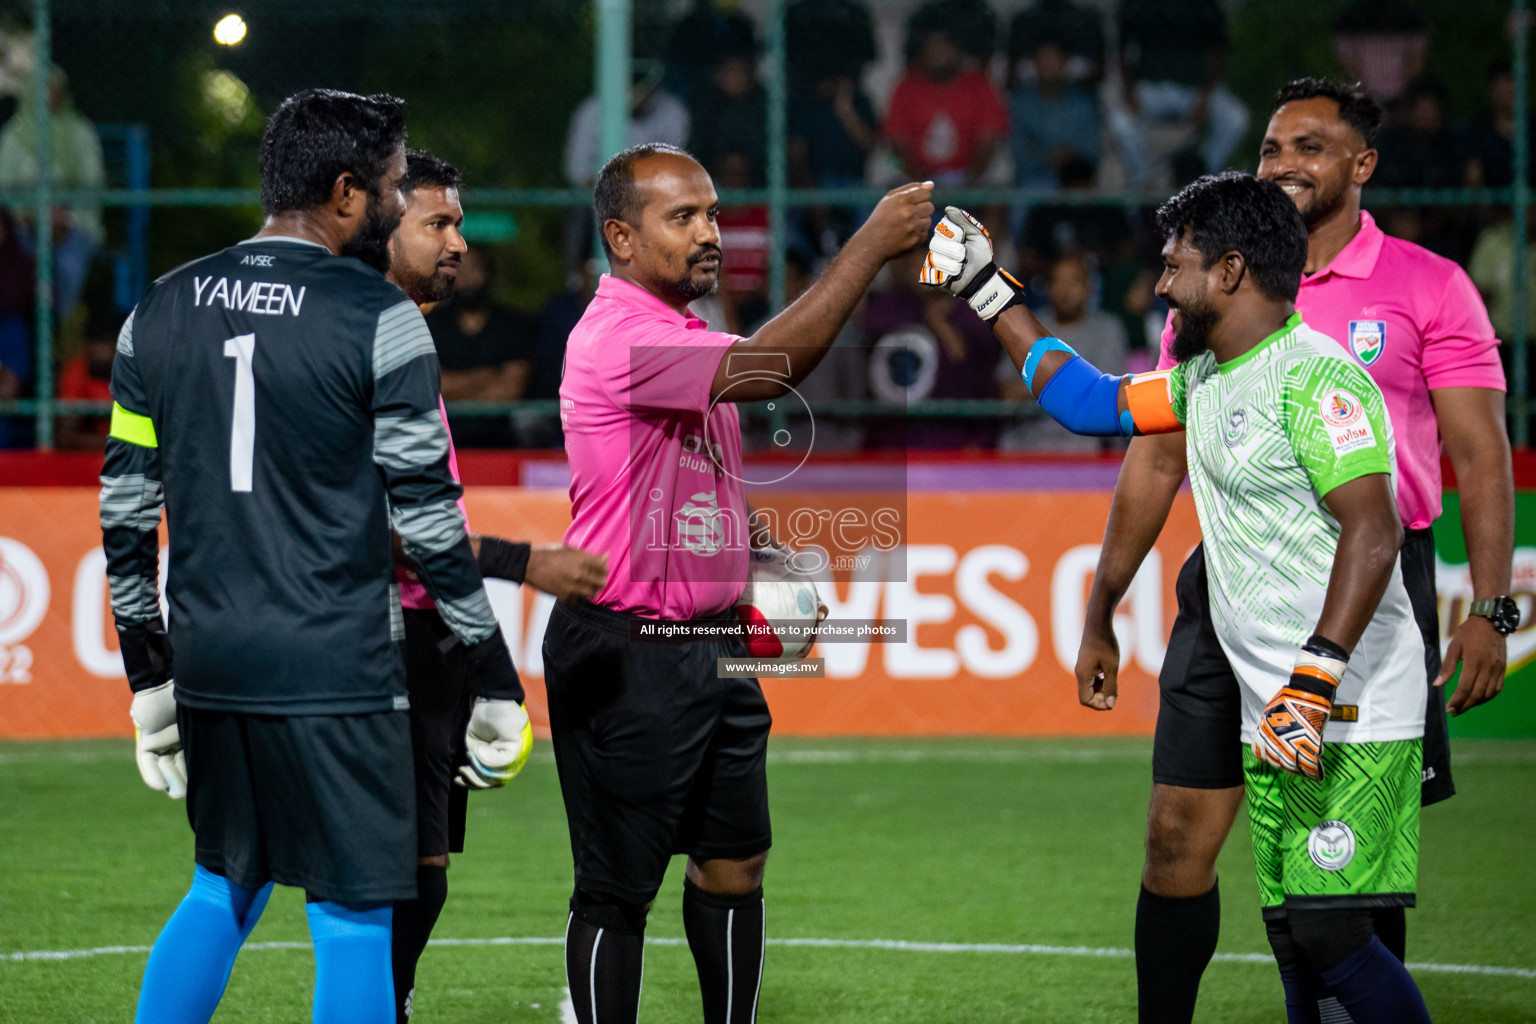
[595, 273, 708, 329]
[1308, 211, 1385, 282]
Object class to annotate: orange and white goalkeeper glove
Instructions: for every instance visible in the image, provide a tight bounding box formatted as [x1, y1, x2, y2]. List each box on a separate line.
[1254, 635, 1348, 781]
[921, 205, 1024, 322]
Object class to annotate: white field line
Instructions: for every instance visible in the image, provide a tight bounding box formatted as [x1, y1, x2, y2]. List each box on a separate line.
[4, 934, 1533, 979]
[6, 746, 1535, 767]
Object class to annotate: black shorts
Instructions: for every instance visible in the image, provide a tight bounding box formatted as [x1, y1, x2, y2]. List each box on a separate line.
[179, 704, 416, 904]
[403, 607, 474, 858]
[1151, 535, 1453, 805]
[542, 601, 773, 905]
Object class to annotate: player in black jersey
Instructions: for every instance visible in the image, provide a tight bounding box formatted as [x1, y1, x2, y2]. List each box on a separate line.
[383, 148, 609, 1024]
[103, 91, 530, 1024]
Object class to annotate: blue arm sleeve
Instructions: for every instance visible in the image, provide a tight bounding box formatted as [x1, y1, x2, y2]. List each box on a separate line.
[1034, 355, 1131, 437]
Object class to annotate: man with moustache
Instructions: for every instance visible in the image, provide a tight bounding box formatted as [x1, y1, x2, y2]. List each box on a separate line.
[929, 173, 1437, 1023]
[102, 92, 531, 1024]
[382, 149, 609, 1024]
[1074, 78, 1514, 1023]
[547, 142, 932, 1024]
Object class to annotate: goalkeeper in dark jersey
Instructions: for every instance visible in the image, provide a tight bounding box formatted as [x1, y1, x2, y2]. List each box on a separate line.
[102, 91, 530, 1024]
[382, 148, 608, 1024]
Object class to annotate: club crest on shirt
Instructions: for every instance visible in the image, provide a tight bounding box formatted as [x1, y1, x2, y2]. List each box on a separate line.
[1349, 320, 1385, 366]
[1319, 388, 1375, 455]
[1223, 407, 1248, 448]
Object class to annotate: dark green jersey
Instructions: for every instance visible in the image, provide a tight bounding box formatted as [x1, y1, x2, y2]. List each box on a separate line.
[101, 236, 521, 714]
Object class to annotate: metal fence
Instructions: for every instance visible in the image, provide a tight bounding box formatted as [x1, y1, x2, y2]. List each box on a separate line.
[0, 0, 1530, 447]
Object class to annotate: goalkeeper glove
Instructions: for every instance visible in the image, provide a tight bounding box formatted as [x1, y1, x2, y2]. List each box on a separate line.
[129, 681, 186, 799]
[920, 205, 1024, 322]
[1254, 635, 1347, 781]
[457, 698, 533, 789]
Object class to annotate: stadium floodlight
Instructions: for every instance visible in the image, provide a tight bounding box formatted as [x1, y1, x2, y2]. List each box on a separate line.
[213, 13, 247, 46]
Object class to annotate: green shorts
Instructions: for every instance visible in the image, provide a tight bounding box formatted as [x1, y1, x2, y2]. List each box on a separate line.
[1244, 739, 1420, 918]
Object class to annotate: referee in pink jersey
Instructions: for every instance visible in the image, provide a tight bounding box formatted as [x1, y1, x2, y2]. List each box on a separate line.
[1076, 79, 1517, 1024]
[546, 142, 932, 1024]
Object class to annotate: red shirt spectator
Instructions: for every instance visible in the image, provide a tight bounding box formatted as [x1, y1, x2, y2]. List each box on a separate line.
[717, 205, 770, 295]
[883, 30, 1008, 183]
[56, 332, 115, 449]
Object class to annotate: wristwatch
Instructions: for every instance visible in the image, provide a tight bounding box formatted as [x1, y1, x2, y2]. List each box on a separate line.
[1468, 596, 1522, 636]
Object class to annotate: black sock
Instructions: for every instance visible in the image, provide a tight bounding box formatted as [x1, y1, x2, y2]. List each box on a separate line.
[1372, 906, 1406, 963]
[683, 879, 765, 1024]
[391, 864, 448, 1024]
[1135, 882, 1220, 1024]
[565, 892, 648, 1024]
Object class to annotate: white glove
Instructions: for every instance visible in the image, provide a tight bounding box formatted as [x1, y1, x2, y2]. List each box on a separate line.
[920, 205, 1023, 322]
[130, 681, 186, 799]
[457, 698, 533, 789]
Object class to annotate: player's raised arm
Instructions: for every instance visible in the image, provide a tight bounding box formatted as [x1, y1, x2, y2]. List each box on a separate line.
[369, 297, 531, 787]
[707, 182, 936, 402]
[100, 306, 185, 799]
[922, 205, 1185, 439]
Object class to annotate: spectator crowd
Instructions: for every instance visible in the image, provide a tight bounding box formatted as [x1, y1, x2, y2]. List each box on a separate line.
[4, 0, 1533, 453]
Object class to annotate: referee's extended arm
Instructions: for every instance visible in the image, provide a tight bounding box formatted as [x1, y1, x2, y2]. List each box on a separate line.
[708, 183, 936, 402]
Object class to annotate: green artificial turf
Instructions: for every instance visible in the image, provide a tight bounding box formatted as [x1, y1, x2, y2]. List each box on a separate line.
[1, 737, 1531, 1023]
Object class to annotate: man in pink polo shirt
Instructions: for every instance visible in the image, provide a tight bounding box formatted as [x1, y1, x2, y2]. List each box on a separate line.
[1072, 80, 1516, 1023]
[545, 142, 931, 1024]
[383, 149, 610, 1024]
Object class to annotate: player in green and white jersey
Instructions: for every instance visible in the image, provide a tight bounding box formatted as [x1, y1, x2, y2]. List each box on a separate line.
[924, 173, 1433, 1022]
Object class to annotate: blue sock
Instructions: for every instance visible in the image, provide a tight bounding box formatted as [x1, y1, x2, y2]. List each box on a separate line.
[307, 901, 394, 1024]
[135, 865, 273, 1024]
[1319, 935, 1432, 1024]
[1276, 961, 1323, 1024]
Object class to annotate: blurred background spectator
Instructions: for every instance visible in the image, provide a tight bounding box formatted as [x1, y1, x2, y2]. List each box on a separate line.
[1333, 0, 1428, 107]
[1008, 32, 1100, 190]
[1006, 0, 1104, 88]
[1463, 60, 1536, 189]
[713, 149, 771, 332]
[786, 0, 879, 257]
[864, 246, 999, 450]
[425, 248, 536, 448]
[1109, 0, 1248, 188]
[687, 11, 766, 186]
[1017, 155, 1131, 283]
[884, 1, 1008, 187]
[747, 248, 867, 452]
[1469, 206, 1536, 352]
[997, 254, 1128, 452]
[54, 303, 117, 450]
[1374, 75, 1461, 189]
[563, 59, 689, 278]
[0, 65, 102, 320]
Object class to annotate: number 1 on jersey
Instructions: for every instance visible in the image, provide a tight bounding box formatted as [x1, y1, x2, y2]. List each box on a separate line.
[223, 333, 256, 492]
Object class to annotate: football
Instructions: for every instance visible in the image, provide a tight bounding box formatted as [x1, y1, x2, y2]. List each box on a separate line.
[735, 547, 821, 660]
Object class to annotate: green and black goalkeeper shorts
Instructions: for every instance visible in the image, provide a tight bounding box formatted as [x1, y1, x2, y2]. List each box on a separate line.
[1244, 738, 1421, 920]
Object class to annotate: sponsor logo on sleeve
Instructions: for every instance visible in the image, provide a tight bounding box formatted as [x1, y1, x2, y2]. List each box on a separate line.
[1319, 389, 1376, 455]
[1349, 320, 1385, 366]
[1307, 819, 1356, 871]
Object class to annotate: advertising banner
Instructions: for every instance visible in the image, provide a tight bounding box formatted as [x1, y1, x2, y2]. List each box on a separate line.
[1435, 491, 1536, 738]
[0, 486, 1526, 738]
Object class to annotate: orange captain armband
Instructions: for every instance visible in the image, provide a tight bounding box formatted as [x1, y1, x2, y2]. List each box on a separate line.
[1122, 370, 1183, 436]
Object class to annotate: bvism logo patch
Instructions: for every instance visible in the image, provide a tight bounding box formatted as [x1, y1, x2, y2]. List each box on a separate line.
[1349, 320, 1385, 366]
[1319, 389, 1376, 456]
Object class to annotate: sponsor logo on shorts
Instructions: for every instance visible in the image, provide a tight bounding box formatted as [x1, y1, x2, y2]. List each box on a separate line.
[1307, 819, 1356, 872]
[1349, 320, 1385, 366]
[1318, 389, 1376, 456]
